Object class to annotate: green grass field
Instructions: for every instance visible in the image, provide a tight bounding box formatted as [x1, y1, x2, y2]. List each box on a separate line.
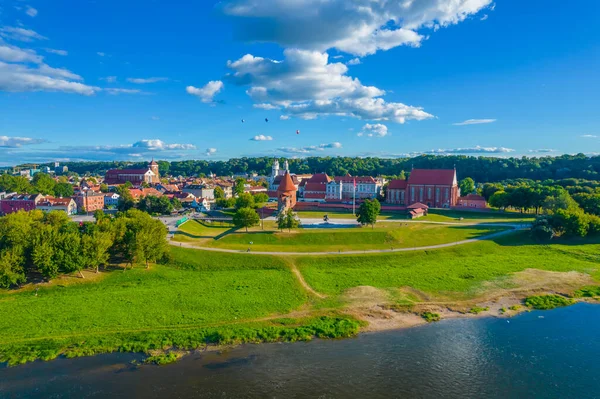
[296, 233, 600, 298]
[207, 224, 507, 252]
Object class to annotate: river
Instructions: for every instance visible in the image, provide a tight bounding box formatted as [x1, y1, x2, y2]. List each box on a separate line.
[1, 303, 599, 398]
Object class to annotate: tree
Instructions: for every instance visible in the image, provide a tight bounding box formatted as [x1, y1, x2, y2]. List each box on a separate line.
[235, 193, 255, 209]
[99, 183, 109, 193]
[552, 209, 590, 237]
[0, 249, 26, 288]
[214, 186, 225, 200]
[530, 217, 554, 241]
[489, 191, 509, 210]
[357, 199, 381, 229]
[54, 182, 74, 198]
[32, 173, 56, 195]
[171, 197, 183, 210]
[0, 174, 33, 193]
[253, 193, 269, 205]
[117, 186, 135, 212]
[459, 177, 475, 196]
[234, 178, 246, 197]
[233, 207, 260, 232]
[277, 208, 300, 232]
[81, 230, 114, 273]
[481, 183, 503, 201]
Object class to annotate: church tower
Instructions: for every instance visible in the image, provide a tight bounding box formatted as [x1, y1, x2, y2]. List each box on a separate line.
[272, 159, 280, 179]
[149, 159, 160, 183]
[283, 160, 289, 175]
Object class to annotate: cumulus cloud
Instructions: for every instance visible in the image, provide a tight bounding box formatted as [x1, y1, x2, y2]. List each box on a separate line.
[206, 148, 218, 156]
[26, 6, 38, 17]
[278, 142, 342, 154]
[251, 135, 273, 141]
[225, 49, 432, 123]
[0, 136, 45, 148]
[358, 123, 388, 137]
[220, 0, 492, 56]
[453, 118, 497, 126]
[0, 26, 46, 42]
[347, 58, 361, 66]
[186, 80, 224, 103]
[423, 146, 514, 154]
[127, 77, 169, 84]
[44, 48, 68, 56]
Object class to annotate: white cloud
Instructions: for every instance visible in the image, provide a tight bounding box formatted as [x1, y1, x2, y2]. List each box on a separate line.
[126, 77, 169, 84]
[132, 139, 195, 151]
[528, 149, 555, 154]
[278, 142, 342, 154]
[100, 76, 117, 83]
[0, 136, 45, 148]
[279, 115, 290, 120]
[206, 148, 218, 156]
[480, 14, 489, 21]
[0, 61, 97, 95]
[581, 134, 597, 138]
[0, 44, 42, 63]
[423, 146, 514, 154]
[225, 49, 432, 123]
[26, 6, 38, 17]
[253, 103, 279, 110]
[151, 116, 160, 121]
[104, 88, 144, 95]
[347, 58, 361, 66]
[0, 26, 46, 42]
[62, 140, 196, 153]
[44, 48, 68, 56]
[186, 80, 224, 103]
[220, 0, 492, 56]
[251, 135, 273, 141]
[97, 52, 106, 57]
[453, 118, 497, 126]
[359, 123, 388, 137]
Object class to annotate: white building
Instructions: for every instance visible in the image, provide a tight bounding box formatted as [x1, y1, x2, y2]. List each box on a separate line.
[325, 176, 381, 201]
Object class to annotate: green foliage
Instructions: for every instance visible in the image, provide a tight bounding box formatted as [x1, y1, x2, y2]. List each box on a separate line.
[117, 185, 135, 212]
[214, 186, 225, 200]
[421, 312, 440, 322]
[525, 294, 574, 310]
[530, 217, 554, 241]
[468, 306, 489, 314]
[32, 173, 56, 195]
[0, 174, 33, 193]
[235, 193, 255, 209]
[54, 182, 74, 198]
[138, 195, 173, 215]
[233, 207, 260, 232]
[509, 305, 520, 311]
[253, 192, 269, 204]
[216, 197, 236, 208]
[459, 177, 475, 195]
[99, 183, 109, 193]
[553, 209, 590, 237]
[277, 209, 301, 232]
[234, 178, 246, 196]
[357, 199, 381, 228]
[145, 352, 182, 365]
[573, 286, 600, 298]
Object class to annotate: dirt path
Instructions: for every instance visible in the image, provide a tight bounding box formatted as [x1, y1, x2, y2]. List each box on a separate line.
[288, 262, 327, 299]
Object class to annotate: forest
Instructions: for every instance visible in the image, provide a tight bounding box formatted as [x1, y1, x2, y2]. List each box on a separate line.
[13, 154, 600, 182]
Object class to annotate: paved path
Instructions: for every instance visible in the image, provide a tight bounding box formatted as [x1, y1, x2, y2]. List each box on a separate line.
[169, 224, 525, 256]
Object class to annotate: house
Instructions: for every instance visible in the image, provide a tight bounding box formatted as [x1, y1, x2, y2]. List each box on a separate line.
[104, 193, 120, 207]
[128, 189, 144, 200]
[156, 183, 180, 193]
[182, 184, 215, 200]
[215, 182, 234, 199]
[457, 194, 488, 209]
[141, 187, 164, 198]
[192, 198, 211, 212]
[37, 196, 77, 215]
[104, 160, 160, 185]
[407, 202, 429, 219]
[73, 191, 105, 213]
[302, 173, 331, 202]
[0, 194, 44, 215]
[245, 186, 268, 194]
[386, 169, 459, 208]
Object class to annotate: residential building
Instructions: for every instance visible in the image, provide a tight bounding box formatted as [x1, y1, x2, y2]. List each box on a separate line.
[104, 160, 160, 185]
[407, 203, 429, 219]
[215, 182, 233, 199]
[104, 193, 120, 207]
[386, 169, 459, 208]
[457, 194, 488, 209]
[326, 175, 381, 201]
[303, 173, 331, 202]
[36, 196, 77, 215]
[182, 184, 215, 200]
[0, 194, 44, 215]
[73, 191, 105, 213]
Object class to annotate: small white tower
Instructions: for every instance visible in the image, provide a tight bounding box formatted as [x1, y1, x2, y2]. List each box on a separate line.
[272, 159, 280, 179]
[283, 160, 289, 175]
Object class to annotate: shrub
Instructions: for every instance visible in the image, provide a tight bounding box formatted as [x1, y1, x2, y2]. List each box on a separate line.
[468, 306, 489, 314]
[421, 312, 440, 322]
[525, 294, 573, 310]
[573, 286, 600, 298]
[509, 305, 520, 311]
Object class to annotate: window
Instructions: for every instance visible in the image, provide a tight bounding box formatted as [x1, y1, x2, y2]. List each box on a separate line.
[428, 187, 432, 198]
[436, 188, 440, 202]
[411, 187, 415, 201]
[419, 187, 424, 201]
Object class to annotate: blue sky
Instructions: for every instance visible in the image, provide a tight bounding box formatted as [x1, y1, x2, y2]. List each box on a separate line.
[1, 0, 599, 166]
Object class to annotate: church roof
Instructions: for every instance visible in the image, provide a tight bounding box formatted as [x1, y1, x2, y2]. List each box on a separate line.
[277, 172, 297, 192]
[149, 159, 158, 166]
[407, 169, 456, 186]
[388, 179, 408, 190]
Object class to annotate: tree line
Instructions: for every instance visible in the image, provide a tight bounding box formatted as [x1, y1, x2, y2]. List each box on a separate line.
[13, 154, 600, 183]
[0, 209, 170, 288]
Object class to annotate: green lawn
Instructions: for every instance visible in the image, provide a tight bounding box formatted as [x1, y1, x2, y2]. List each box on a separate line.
[206, 224, 507, 252]
[296, 233, 600, 298]
[0, 248, 307, 346]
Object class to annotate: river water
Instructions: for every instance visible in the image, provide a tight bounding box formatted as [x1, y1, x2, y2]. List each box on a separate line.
[2, 303, 599, 399]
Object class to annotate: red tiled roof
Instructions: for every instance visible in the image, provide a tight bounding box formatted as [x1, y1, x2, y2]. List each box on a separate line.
[106, 169, 150, 175]
[407, 169, 456, 186]
[304, 182, 327, 192]
[387, 179, 407, 190]
[307, 173, 331, 184]
[277, 172, 297, 192]
[303, 193, 326, 199]
[273, 174, 299, 185]
[407, 202, 429, 209]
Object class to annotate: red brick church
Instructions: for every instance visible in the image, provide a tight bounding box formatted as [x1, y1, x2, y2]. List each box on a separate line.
[386, 169, 459, 208]
[105, 160, 160, 185]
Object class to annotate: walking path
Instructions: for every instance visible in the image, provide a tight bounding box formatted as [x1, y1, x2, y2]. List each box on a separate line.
[168, 223, 526, 256]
